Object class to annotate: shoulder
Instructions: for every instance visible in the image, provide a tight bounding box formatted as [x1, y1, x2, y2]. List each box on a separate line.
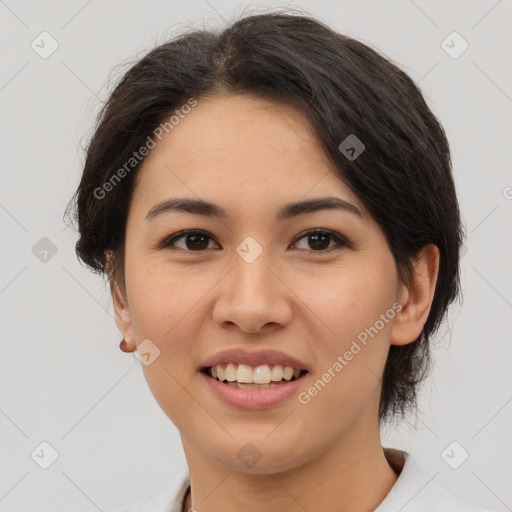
[377, 449, 490, 512]
[107, 468, 190, 512]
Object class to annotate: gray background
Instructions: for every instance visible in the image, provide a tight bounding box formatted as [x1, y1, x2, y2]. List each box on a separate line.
[1, 0, 511, 510]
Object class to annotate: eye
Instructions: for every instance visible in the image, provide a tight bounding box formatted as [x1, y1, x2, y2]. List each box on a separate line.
[157, 230, 218, 252]
[291, 229, 351, 252]
[157, 229, 351, 253]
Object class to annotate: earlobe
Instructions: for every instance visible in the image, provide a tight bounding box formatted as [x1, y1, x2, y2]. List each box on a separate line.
[106, 251, 136, 351]
[390, 244, 440, 347]
[111, 280, 136, 351]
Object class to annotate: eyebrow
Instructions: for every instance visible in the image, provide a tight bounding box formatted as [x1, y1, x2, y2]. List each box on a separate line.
[145, 195, 363, 223]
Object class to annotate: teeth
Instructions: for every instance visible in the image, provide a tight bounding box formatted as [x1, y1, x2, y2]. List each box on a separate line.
[225, 362, 237, 381]
[253, 365, 272, 384]
[271, 365, 283, 381]
[208, 363, 304, 384]
[236, 364, 253, 383]
[283, 366, 294, 380]
[227, 382, 281, 389]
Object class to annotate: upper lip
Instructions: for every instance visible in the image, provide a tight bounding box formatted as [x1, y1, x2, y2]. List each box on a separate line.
[199, 348, 309, 371]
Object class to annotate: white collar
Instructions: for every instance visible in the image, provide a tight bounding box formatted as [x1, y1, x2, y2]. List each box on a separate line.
[116, 449, 484, 512]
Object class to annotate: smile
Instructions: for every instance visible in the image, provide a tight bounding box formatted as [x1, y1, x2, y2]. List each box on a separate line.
[204, 362, 307, 388]
[200, 363, 309, 409]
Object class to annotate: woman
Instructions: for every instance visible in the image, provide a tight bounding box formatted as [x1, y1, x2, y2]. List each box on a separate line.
[67, 10, 486, 512]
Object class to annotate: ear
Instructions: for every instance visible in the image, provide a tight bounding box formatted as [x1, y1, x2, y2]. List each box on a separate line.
[106, 251, 136, 352]
[390, 244, 440, 346]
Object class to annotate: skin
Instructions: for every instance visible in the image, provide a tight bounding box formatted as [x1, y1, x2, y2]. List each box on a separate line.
[110, 93, 439, 512]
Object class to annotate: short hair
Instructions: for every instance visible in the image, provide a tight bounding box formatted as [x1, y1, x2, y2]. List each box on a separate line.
[66, 10, 464, 422]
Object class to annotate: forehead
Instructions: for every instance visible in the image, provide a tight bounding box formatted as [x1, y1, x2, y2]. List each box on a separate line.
[130, 94, 363, 218]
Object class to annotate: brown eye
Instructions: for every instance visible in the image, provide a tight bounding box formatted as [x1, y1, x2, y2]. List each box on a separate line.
[292, 230, 350, 252]
[159, 230, 217, 251]
[157, 229, 350, 253]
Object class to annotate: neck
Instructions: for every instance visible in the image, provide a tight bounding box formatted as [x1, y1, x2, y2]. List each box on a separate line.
[181, 425, 399, 512]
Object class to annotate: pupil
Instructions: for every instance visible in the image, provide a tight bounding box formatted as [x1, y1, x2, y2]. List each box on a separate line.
[185, 233, 331, 251]
[187, 234, 208, 250]
[309, 233, 330, 250]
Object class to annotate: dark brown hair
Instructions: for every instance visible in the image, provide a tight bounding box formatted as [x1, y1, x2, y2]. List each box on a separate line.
[65, 10, 464, 422]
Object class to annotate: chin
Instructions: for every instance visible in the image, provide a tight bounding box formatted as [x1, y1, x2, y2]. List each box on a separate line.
[208, 435, 315, 475]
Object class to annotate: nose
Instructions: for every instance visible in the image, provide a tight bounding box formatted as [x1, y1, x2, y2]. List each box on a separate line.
[212, 251, 293, 334]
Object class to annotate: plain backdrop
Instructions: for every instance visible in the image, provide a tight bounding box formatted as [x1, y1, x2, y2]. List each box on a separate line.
[1, 0, 511, 511]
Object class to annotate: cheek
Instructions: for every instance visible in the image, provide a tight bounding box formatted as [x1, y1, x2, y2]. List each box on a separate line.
[125, 254, 203, 335]
[299, 263, 397, 353]
[294, 263, 396, 410]
[123, 259, 209, 425]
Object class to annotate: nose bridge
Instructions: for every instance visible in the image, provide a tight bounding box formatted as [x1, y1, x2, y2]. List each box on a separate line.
[230, 244, 275, 302]
[212, 241, 291, 332]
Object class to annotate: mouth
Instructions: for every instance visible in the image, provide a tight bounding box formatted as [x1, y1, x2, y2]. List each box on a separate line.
[201, 363, 309, 390]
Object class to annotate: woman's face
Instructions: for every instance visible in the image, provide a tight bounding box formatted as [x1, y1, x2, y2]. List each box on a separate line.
[114, 93, 406, 473]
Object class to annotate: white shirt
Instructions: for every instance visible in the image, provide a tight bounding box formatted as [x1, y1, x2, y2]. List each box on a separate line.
[112, 450, 487, 512]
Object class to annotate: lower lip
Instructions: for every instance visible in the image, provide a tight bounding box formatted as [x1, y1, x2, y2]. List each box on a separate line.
[199, 371, 307, 410]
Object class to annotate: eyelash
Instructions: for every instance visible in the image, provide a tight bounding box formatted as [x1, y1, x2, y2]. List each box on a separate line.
[156, 229, 352, 253]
